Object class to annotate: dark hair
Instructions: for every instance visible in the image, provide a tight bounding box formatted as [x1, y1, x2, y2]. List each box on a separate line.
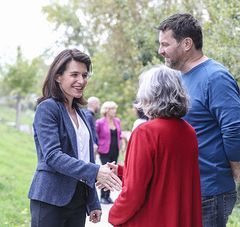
[136, 108, 149, 120]
[156, 13, 203, 50]
[37, 49, 92, 106]
[133, 101, 149, 120]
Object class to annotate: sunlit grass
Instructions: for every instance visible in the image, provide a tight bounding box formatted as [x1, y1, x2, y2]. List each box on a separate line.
[0, 124, 36, 226]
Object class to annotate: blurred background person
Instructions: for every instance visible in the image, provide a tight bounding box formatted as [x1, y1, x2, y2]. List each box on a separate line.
[108, 65, 202, 227]
[132, 102, 149, 131]
[96, 101, 122, 204]
[83, 96, 100, 159]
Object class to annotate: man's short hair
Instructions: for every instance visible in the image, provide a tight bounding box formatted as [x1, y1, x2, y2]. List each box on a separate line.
[156, 13, 203, 50]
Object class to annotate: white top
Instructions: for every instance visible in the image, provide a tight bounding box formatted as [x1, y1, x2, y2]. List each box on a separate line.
[132, 119, 147, 131]
[68, 110, 90, 163]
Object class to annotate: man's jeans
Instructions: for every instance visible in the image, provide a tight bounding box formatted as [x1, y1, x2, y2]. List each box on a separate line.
[202, 190, 237, 227]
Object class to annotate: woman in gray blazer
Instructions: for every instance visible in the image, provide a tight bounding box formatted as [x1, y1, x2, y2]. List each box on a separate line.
[28, 49, 121, 227]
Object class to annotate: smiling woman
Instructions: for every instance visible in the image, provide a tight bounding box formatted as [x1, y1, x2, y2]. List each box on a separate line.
[56, 61, 89, 105]
[28, 49, 122, 227]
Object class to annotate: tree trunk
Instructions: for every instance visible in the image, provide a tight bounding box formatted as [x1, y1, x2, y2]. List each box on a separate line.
[15, 95, 21, 130]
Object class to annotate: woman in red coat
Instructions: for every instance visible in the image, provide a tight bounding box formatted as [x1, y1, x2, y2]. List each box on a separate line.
[107, 65, 202, 227]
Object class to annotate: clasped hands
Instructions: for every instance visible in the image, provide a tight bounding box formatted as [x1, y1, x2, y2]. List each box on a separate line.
[89, 163, 120, 223]
[96, 162, 121, 191]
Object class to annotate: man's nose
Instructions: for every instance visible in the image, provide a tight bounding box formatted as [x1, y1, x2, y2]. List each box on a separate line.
[158, 46, 164, 56]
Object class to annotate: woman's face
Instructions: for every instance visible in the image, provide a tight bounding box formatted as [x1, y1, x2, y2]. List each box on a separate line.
[107, 107, 117, 117]
[57, 60, 88, 102]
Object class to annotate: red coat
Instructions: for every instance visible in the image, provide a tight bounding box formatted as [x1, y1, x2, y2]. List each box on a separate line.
[109, 118, 202, 227]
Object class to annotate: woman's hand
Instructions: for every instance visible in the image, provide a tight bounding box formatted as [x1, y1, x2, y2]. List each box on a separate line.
[89, 209, 102, 223]
[96, 165, 122, 191]
[107, 161, 118, 175]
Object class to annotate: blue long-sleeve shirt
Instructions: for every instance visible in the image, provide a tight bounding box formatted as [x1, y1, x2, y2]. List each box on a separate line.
[182, 59, 240, 196]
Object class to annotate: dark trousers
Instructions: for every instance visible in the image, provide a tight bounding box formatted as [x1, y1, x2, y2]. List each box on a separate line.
[99, 151, 118, 199]
[30, 182, 87, 227]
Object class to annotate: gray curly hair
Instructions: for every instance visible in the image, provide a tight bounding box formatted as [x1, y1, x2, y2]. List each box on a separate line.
[135, 65, 189, 119]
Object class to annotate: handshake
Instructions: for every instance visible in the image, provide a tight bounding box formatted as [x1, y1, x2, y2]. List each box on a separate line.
[96, 162, 121, 191]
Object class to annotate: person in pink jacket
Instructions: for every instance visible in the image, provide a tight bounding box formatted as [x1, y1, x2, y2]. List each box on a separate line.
[96, 101, 122, 204]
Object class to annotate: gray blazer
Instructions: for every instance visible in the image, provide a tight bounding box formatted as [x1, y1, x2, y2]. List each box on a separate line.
[28, 98, 101, 212]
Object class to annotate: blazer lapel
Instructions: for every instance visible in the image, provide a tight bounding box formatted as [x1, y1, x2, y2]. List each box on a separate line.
[58, 102, 78, 157]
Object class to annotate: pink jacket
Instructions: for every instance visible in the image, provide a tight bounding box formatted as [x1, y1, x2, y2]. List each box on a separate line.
[96, 117, 122, 154]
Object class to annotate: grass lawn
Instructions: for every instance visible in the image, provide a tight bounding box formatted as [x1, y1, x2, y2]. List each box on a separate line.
[0, 124, 36, 226]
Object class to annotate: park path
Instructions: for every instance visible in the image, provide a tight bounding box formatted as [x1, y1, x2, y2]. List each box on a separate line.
[85, 190, 120, 227]
[85, 154, 121, 227]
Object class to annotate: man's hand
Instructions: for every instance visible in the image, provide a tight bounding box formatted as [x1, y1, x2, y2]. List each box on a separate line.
[230, 161, 240, 182]
[96, 165, 122, 191]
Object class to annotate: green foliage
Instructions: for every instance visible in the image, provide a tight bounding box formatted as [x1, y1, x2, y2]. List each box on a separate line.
[42, 1, 98, 54]
[202, 0, 240, 81]
[42, 0, 240, 129]
[227, 206, 240, 227]
[1, 47, 45, 128]
[43, 0, 163, 129]
[85, 51, 139, 129]
[3, 47, 38, 96]
[0, 124, 36, 226]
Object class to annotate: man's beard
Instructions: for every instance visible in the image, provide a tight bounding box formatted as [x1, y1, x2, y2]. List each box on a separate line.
[165, 58, 180, 70]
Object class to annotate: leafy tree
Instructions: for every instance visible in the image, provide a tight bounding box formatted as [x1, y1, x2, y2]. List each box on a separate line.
[42, 0, 240, 129]
[201, 0, 240, 80]
[2, 47, 44, 129]
[42, 1, 98, 55]
[42, 0, 162, 129]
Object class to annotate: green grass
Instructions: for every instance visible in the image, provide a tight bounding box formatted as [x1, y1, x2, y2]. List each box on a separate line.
[0, 124, 36, 226]
[228, 206, 240, 227]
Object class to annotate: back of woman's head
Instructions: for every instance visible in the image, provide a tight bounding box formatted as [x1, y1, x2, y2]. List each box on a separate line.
[136, 65, 189, 119]
[38, 49, 92, 105]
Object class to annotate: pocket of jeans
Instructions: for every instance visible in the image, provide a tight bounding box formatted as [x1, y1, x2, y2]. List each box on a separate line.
[201, 197, 216, 214]
[201, 197, 217, 226]
[224, 191, 237, 217]
[202, 196, 215, 205]
[225, 191, 237, 199]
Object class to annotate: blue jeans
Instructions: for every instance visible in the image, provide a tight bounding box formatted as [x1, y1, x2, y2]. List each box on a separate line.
[202, 190, 237, 227]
